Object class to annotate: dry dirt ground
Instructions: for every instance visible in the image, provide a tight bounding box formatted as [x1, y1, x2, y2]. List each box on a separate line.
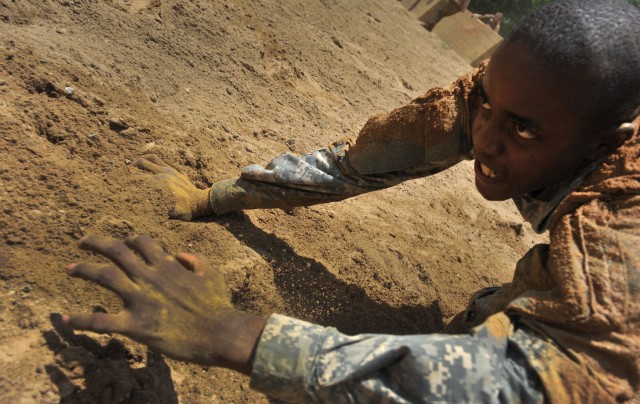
[0, 0, 546, 402]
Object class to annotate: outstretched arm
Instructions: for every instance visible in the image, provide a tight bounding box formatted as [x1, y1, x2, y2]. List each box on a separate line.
[135, 65, 484, 219]
[62, 233, 543, 402]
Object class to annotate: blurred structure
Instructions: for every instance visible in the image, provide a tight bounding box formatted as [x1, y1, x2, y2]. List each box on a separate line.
[398, 0, 503, 67]
[421, 0, 471, 30]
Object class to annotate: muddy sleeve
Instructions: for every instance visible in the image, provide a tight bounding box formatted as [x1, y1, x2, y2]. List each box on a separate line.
[249, 313, 544, 403]
[208, 65, 485, 214]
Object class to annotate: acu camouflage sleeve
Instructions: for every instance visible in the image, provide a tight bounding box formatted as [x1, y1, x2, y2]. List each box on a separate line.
[208, 66, 484, 214]
[250, 313, 544, 403]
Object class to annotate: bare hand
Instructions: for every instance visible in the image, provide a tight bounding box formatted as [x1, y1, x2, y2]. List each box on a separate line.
[134, 155, 212, 221]
[63, 234, 266, 374]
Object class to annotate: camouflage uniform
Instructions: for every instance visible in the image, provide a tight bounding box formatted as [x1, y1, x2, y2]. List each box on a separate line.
[251, 313, 543, 403]
[208, 64, 640, 402]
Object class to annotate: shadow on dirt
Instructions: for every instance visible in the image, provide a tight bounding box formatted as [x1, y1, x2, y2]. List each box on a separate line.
[43, 314, 179, 404]
[218, 213, 445, 336]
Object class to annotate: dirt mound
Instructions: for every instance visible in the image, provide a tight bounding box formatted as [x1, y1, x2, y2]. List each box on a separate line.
[0, 0, 544, 402]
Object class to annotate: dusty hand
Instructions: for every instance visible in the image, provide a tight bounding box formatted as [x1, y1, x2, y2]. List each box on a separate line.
[63, 234, 266, 374]
[134, 155, 212, 221]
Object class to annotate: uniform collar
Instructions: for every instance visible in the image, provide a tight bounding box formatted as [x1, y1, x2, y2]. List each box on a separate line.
[513, 160, 601, 234]
[514, 114, 640, 233]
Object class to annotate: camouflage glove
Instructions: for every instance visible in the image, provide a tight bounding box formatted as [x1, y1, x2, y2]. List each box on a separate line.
[134, 155, 212, 221]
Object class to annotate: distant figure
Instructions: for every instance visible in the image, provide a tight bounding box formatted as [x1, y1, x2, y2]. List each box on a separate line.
[424, 0, 471, 31]
[475, 12, 503, 33]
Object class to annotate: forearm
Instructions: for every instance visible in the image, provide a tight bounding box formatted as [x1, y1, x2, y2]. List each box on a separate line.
[207, 141, 414, 215]
[213, 310, 267, 375]
[208, 177, 353, 215]
[249, 313, 544, 403]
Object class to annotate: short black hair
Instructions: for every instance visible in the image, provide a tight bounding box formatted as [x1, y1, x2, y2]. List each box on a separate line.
[507, 0, 640, 132]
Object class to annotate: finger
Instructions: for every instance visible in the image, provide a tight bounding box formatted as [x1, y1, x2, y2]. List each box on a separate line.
[77, 234, 146, 280]
[68, 262, 139, 303]
[175, 252, 212, 277]
[133, 157, 168, 175]
[62, 312, 130, 335]
[125, 235, 174, 266]
[141, 154, 171, 168]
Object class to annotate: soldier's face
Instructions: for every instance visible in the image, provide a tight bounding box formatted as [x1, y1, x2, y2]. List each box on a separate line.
[471, 42, 602, 201]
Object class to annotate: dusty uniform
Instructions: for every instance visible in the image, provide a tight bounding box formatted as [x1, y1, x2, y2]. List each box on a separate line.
[208, 65, 640, 402]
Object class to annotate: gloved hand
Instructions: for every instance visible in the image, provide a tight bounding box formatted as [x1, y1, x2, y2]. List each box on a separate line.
[134, 155, 212, 221]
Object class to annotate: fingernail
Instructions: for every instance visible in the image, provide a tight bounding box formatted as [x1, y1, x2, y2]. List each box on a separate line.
[61, 315, 71, 324]
[66, 263, 77, 271]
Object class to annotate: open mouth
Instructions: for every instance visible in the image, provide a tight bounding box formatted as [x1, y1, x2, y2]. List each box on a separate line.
[476, 161, 501, 179]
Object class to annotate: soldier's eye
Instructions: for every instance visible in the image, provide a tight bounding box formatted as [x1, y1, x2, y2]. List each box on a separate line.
[480, 97, 492, 110]
[478, 87, 492, 110]
[515, 123, 536, 139]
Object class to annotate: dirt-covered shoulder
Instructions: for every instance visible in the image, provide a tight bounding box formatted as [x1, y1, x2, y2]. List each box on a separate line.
[0, 0, 544, 402]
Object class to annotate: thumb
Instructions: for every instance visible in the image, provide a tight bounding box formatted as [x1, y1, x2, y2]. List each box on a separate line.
[62, 312, 129, 335]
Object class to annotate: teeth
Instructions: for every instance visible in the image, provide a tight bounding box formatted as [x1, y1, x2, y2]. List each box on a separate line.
[480, 163, 498, 178]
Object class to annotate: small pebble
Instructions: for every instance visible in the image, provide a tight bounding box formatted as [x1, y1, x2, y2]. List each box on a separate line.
[285, 138, 297, 151]
[64, 86, 74, 95]
[331, 36, 344, 49]
[119, 127, 137, 137]
[109, 116, 129, 130]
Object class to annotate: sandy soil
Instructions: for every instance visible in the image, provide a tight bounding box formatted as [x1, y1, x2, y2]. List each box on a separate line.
[0, 0, 545, 402]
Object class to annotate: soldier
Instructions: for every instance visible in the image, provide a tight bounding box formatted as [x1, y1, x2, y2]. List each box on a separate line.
[63, 0, 639, 402]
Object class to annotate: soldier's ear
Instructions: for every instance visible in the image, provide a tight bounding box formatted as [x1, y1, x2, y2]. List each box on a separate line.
[589, 122, 635, 160]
